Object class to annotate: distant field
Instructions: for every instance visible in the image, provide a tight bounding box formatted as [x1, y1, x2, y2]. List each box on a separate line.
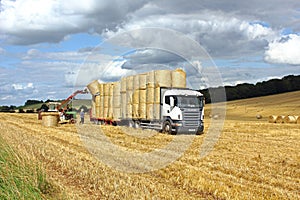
[0, 91, 299, 199]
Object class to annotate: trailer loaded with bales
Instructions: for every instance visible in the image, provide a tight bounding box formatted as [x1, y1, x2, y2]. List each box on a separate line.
[87, 69, 204, 135]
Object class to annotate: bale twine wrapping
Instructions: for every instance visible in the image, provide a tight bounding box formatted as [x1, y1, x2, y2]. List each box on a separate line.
[275, 115, 285, 123]
[87, 80, 100, 95]
[284, 116, 297, 124]
[268, 115, 278, 123]
[41, 112, 59, 127]
[172, 68, 186, 88]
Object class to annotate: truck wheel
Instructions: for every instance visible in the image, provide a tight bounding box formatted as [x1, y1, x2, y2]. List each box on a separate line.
[163, 121, 172, 134]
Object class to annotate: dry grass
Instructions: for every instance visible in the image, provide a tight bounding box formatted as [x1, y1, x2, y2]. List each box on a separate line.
[0, 91, 299, 199]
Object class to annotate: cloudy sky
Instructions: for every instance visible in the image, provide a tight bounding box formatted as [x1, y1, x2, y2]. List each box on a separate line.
[1, 0, 300, 105]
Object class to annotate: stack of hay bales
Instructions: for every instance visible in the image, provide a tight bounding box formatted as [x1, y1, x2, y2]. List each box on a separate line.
[86, 68, 187, 121]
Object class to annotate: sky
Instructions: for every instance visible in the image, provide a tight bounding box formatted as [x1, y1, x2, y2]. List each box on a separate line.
[0, 0, 300, 106]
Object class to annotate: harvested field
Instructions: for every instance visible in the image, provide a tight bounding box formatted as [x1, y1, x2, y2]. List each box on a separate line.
[0, 91, 300, 199]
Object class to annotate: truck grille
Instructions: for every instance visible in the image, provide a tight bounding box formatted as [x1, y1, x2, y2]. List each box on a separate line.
[182, 109, 201, 127]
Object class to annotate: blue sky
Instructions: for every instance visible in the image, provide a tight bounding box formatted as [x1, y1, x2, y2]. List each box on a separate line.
[0, 0, 300, 106]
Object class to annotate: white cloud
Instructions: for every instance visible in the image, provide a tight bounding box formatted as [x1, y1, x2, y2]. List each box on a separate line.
[264, 34, 300, 65]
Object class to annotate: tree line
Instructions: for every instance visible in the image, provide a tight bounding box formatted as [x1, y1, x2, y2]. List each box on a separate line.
[200, 75, 300, 103]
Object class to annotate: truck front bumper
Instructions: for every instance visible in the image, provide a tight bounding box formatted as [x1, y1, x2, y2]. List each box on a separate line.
[172, 122, 204, 135]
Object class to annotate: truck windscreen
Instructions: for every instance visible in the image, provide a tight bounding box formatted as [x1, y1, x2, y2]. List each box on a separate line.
[178, 96, 203, 108]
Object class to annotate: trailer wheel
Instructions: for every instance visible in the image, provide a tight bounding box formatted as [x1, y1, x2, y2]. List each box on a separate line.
[134, 121, 140, 129]
[163, 121, 172, 134]
[128, 120, 134, 128]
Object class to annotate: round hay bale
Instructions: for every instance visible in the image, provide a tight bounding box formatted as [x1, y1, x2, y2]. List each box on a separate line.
[275, 115, 285, 123]
[147, 70, 155, 83]
[154, 70, 172, 87]
[87, 80, 100, 95]
[284, 116, 297, 124]
[172, 68, 186, 88]
[133, 75, 140, 90]
[139, 73, 147, 89]
[297, 116, 300, 124]
[41, 112, 59, 127]
[113, 82, 120, 96]
[120, 77, 127, 92]
[268, 115, 277, 123]
[126, 76, 134, 90]
[256, 114, 262, 119]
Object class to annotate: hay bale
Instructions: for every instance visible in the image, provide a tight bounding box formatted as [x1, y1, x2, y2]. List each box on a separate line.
[154, 70, 172, 87]
[113, 107, 121, 120]
[146, 103, 154, 120]
[87, 80, 100, 95]
[153, 103, 161, 119]
[284, 116, 297, 124]
[41, 112, 59, 127]
[132, 89, 140, 104]
[275, 115, 285, 123]
[121, 92, 127, 118]
[132, 104, 139, 119]
[120, 77, 127, 92]
[146, 83, 155, 104]
[256, 114, 262, 119]
[113, 82, 120, 96]
[126, 76, 134, 90]
[147, 70, 155, 83]
[133, 75, 140, 90]
[268, 115, 277, 123]
[297, 116, 300, 124]
[103, 83, 110, 95]
[139, 103, 146, 119]
[139, 73, 147, 89]
[172, 68, 186, 88]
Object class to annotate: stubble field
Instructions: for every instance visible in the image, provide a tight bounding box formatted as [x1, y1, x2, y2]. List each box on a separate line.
[0, 91, 299, 199]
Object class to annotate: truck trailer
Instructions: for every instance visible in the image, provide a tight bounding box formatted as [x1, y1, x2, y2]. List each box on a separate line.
[87, 69, 204, 135]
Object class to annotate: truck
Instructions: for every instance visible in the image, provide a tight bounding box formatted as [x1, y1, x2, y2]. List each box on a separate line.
[87, 69, 204, 134]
